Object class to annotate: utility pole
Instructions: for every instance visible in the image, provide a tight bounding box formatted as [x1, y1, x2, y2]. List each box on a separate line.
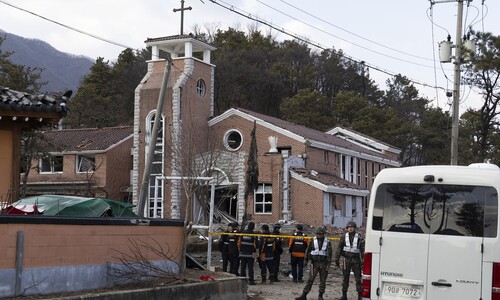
[437, 0, 467, 165]
[137, 57, 173, 217]
[450, 0, 464, 165]
[173, 0, 192, 35]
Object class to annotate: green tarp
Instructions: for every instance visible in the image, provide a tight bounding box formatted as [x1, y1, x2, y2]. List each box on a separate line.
[11, 195, 137, 217]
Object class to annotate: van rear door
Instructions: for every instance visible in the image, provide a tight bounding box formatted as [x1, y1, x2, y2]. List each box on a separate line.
[374, 184, 494, 299]
[427, 235, 481, 298]
[375, 184, 431, 299]
[425, 185, 490, 299]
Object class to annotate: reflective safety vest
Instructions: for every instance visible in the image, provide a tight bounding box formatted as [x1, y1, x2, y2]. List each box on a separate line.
[239, 232, 257, 258]
[290, 232, 307, 257]
[343, 233, 361, 254]
[310, 237, 329, 256]
[259, 237, 275, 261]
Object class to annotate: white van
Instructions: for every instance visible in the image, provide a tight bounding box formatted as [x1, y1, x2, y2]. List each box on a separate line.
[362, 163, 500, 300]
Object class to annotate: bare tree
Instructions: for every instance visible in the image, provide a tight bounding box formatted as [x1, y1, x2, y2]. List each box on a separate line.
[167, 118, 240, 271]
[110, 237, 189, 285]
[19, 128, 59, 199]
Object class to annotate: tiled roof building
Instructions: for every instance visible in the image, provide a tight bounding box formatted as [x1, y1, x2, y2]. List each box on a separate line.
[25, 127, 133, 201]
[0, 86, 70, 202]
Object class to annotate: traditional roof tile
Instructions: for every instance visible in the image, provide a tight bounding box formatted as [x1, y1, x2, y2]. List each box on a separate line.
[0, 87, 70, 116]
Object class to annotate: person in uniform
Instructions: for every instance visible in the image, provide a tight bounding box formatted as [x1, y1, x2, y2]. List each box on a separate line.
[335, 221, 365, 300]
[218, 223, 232, 272]
[227, 222, 240, 275]
[238, 221, 257, 285]
[289, 224, 307, 282]
[258, 224, 276, 283]
[295, 227, 332, 300]
[272, 223, 283, 282]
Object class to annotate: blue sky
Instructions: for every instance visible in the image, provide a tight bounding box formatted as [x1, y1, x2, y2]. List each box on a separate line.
[1, 0, 498, 113]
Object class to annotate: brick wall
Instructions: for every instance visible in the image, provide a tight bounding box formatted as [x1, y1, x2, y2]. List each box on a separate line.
[136, 58, 214, 219]
[289, 178, 324, 226]
[210, 115, 306, 156]
[105, 139, 133, 200]
[0, 216, 184, 297]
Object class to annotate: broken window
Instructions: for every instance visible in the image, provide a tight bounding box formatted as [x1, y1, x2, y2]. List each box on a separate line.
[77, 155, 95, 173]
[254, 183, 272, 214]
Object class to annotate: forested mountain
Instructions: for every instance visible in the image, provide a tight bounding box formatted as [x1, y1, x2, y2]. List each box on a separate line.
[0, 29, 93, 93]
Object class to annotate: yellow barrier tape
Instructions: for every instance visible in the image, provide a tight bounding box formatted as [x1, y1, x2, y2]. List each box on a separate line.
[208, 231, 340, 241]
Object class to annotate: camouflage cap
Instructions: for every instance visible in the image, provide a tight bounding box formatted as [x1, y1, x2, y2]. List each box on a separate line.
[315, 227, 326, 234]
[346, 221, 357, 228]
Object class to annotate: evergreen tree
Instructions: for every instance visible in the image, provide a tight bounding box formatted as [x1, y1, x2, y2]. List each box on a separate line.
[63, 49, 147, 128]
[462, 31, 500, 163]
[243, 120, 259, 229]
[110, 48, 149, 125]
[331, 91, 369, 126]
[280, 88, 333, 131]
[64, 57, 114, 128]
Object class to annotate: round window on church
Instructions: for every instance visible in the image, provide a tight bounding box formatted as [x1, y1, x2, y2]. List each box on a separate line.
[196, 79, 206, 97]
[224, 129, 243, 151]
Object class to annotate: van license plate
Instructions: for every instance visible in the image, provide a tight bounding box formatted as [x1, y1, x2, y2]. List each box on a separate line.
[383, 284, 422, 298]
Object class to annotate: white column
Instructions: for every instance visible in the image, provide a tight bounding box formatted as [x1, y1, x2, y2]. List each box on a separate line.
[185, 41, 193, 58]
[203, 49, 211, 63]
[151, 45, 159, 61]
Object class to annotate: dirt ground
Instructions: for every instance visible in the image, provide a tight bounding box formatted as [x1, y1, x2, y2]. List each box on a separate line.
[193, 239, 361, 300]
[210, 262, 360, 300]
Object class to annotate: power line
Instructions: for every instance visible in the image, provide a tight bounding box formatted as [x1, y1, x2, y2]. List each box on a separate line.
[429, 5, 441, 107]
[208, 0, 446, 91]
[0, 0, 134, 51]
[0, 0, 449, 93]
[278, 0, 434, 63]
[0, 0, 202, 90]
[256, 0, 434, 69]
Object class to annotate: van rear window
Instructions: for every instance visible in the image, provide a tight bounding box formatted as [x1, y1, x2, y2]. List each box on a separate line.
[372, 184, 498, 237]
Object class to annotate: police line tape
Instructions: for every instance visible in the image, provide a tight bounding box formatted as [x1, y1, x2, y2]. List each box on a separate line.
[208, 231, 340, 241]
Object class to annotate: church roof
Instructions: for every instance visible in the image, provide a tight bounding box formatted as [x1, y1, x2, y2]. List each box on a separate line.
[145, 34, 216, 51]
[209, 108, 400, 167]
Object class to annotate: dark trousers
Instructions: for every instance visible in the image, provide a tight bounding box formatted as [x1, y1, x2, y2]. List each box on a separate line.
[273, 254, 281, 278]
[303, 261, 328, 295]
[260, 259, 274, 280]
[240, 256, 255, 282]
[229, 253, 239, 275]
[291, 255, 305, 280]
[342, 258, 362, 293]
[221, 251, 229, 272]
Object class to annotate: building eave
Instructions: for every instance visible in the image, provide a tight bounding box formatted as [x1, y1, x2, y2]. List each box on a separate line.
[290, 170, 370, 197]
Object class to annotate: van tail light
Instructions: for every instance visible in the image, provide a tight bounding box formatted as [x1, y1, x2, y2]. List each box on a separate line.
[493, 263, 500, 300]
[362, 252, 372, 298]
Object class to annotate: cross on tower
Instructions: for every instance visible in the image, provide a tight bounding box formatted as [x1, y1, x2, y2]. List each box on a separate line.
[173, 0, 192, 35]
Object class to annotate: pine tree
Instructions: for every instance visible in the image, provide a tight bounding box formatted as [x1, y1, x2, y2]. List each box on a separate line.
[243, 121, 259, 229]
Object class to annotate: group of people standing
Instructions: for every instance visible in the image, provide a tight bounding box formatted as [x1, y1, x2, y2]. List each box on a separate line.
[219, 221, 283, 285]
[218, 220, 364, 300]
